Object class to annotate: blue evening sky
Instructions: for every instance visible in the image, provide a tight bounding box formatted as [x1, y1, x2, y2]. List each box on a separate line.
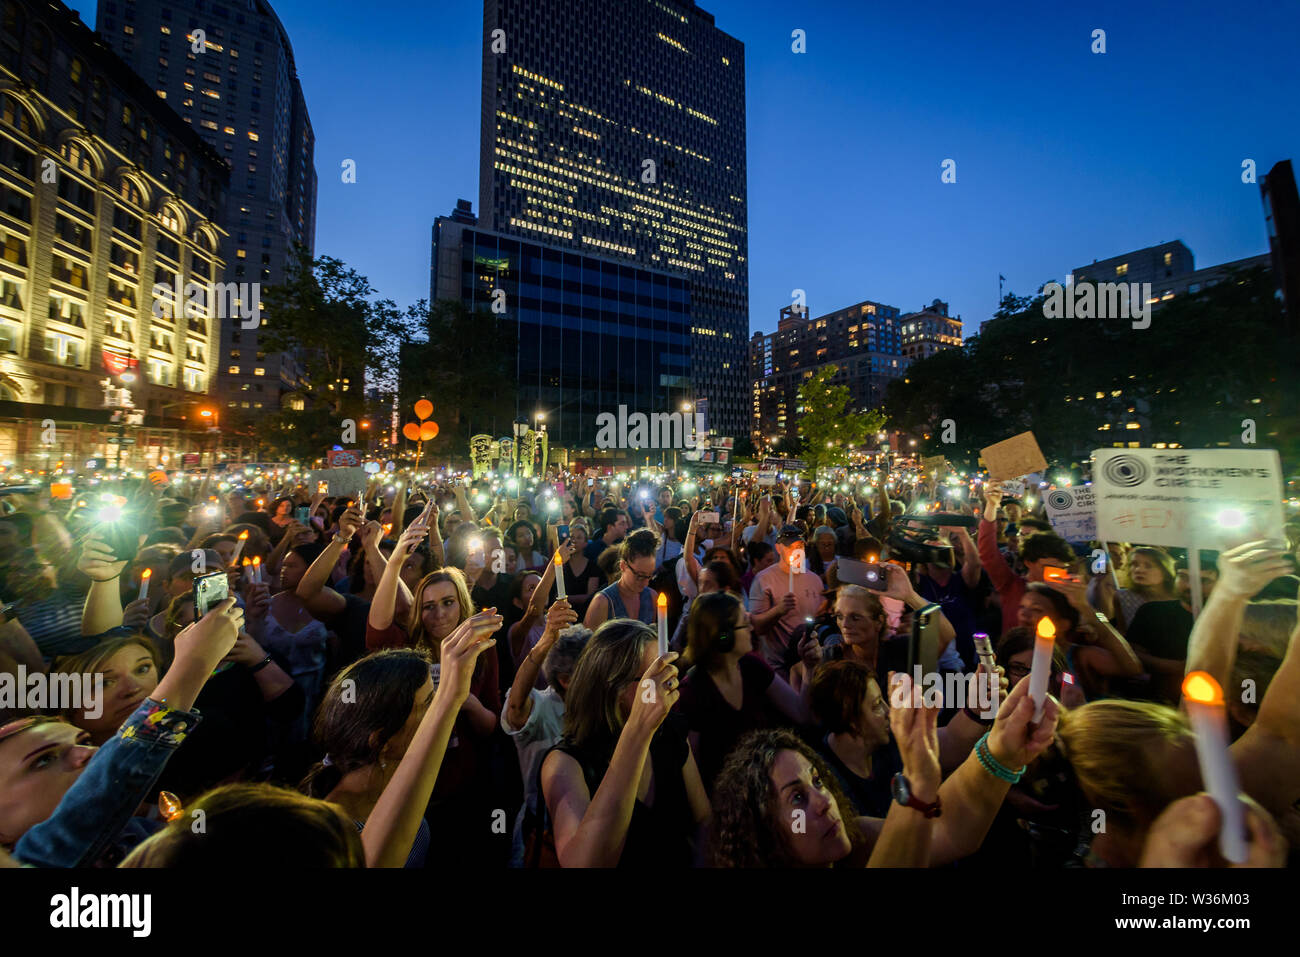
[67, 0, 1299, 337]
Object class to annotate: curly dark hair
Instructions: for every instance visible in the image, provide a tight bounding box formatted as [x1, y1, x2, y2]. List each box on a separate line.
[710, 728, 863, 868]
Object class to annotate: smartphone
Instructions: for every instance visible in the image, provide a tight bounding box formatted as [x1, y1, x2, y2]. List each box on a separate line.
[699, 511, 720, 525]
[192, 570, 229, 619]
[556, 524, 569, 542]
[294, 505, 310, 523]
[836, 558, 889, 592]
[908, 602, 943, 677]
[587, 478, 594, 487]
[1043, 566, 1072, 583]
[98, 514, 141, 561]
[316, 481, 328, 494]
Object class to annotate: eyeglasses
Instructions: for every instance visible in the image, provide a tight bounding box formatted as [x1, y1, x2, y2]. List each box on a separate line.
[1007, 663, 1031, 679]
[627, 569, 654, 582]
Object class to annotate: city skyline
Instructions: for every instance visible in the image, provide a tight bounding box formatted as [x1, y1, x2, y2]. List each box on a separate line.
[62, 0, 1300, 341]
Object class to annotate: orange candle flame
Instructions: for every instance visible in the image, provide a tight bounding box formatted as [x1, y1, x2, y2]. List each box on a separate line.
[1036, 617, 1056, 640]
[158, 790, 184, 822]
[657, 592, 667, 609]
[1183, 670, 1224, 706]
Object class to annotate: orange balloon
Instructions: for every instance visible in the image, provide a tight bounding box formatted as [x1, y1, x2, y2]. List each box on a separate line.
[420, 421, 439, 441]
[402, 422, 421, 441]
[414, 399, 433, 421]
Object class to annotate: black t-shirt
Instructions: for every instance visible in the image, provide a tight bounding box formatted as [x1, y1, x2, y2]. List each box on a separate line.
[324, 592, 372, 681]
[472, 572, 515, 615]
[1125, 599, 1193, 660]
[675, 653, 778, 791]
[551, 712, 694, 868]
[816, 733, 901, 818]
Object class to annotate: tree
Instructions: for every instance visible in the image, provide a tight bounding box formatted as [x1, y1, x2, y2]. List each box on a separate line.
[260, 246, 416, 421]
[795, 366, 886, 477]
[398, 300, 518, 459]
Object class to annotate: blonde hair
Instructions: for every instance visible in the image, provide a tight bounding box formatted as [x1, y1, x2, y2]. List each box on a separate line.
[1058, 699, 1194, 830]
[406, 568, 475, 657]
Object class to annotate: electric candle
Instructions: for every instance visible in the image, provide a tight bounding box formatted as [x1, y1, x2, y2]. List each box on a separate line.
[1182, 671, 1248, 863]
[1028, 617, 1055, 723]
[138, 568, 152, 603]
[553, 550, 566, 600]
[657, 592, 668, 657]
[230, 529, 250, 566]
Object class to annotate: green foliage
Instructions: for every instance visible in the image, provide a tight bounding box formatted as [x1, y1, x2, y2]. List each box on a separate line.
[795, 366, 887, 477]
[884, 268, 1295, 470]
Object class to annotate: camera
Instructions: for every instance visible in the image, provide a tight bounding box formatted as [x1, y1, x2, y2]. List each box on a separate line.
[886, 512, 976, 565]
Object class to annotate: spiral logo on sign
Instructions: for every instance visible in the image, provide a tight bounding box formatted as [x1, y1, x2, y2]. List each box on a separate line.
[1102, 455, 1149, 488]
[1047, 490, 1073, 510]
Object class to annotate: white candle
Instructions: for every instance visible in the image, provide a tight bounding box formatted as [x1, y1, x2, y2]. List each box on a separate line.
[553, 551, 566, 600]
[252, 555, 263, 584]
[138, 568, 151, 603]
[656, 592, 668, 657]
[1028, 617, 1055, 723]
[230, 529, 250, 566]
[1182, 671, 1248, 863]
[242, 559, 253, 585]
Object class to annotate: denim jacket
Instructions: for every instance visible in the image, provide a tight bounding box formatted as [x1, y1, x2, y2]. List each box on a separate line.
[13, 698, 201, 867]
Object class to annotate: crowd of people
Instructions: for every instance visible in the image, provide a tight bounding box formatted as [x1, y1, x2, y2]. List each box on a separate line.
[0, 465, 1296, 869]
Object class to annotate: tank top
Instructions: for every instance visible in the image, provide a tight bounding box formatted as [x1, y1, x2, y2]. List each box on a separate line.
[549, 713, 694, 867]
[599, 582, 656, 624]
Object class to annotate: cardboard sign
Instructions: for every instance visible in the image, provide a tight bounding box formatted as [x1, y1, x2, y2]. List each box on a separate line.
[922, 454, 947, 475]
[307, 466, 368, 498]
[1043, 486, 1097, 541]
[981, 432, 1047, 482]
[1092, 448, 1284, 549]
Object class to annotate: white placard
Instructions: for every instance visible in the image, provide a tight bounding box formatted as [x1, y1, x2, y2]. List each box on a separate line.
[999, 479, 1026, 497]
[1092, 448, 1284, 549]
[756, 470, 777, 487]
[1043, 486, 1097, 541]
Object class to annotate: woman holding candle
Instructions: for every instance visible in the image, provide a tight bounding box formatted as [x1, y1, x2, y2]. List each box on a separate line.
[1014, 582, 1142, 702]
[675, 591, 813, 793]
[556, 521, 600, 617]
[710, 672, 1061, 867]
[583, 528, 660, 629]
[538, 619, 710, 867]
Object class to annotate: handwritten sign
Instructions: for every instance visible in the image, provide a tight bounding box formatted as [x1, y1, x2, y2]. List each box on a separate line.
[1093, 448, 1283, 549]
[981, 432, 1047, 483]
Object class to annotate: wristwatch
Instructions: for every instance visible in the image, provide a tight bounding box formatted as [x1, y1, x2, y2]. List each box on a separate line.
[890, 773, 942, 818]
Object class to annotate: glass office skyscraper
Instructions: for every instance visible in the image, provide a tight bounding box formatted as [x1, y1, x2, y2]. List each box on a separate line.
[432, 203, 692, 451]
[478, 0, 747, 438]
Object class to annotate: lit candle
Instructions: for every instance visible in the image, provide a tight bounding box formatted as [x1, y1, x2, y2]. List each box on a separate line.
[973, 632, 998, 712]
[1182, 671, 1248, 863]
[1029, 617, 1055, 723]
[252, 555, 262, 584]
[656, 592, 668, 657]
[158, 790, 184, 823]
[787, 544, 800, 594]
[242, 558, 253, 585]
[138, 568, 152, 603]
[553, 550, 566, 600]
[230, 529, 250, 566]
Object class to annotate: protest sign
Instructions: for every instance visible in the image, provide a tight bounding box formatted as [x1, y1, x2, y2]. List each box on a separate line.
[1044, 486, 1097, 541]
[1092, 448, 1284, 550]
[307, 466, 368, 498]
[981, 432, 1047, 482]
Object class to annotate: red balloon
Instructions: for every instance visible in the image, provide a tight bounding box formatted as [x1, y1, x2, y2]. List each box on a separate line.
[402, 422, 421, 441]
[420, 421, 439, 441]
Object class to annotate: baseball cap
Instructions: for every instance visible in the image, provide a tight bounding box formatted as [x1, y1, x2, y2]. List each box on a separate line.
[776, 523, 805, 543]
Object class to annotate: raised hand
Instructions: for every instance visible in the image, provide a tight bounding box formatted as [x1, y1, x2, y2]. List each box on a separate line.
[437, 609, 502, 704]
[626, 652, 680, 737]
[1140, 793, 1285, 868]
[1214, 540, 1292, 601]
[78, 532, 125, 582]
[888, 671, 941, 801]
[986, 673, 1059, 771]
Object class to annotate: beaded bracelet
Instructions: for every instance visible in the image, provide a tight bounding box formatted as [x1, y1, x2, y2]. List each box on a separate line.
[975, 731, 1025, 784]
